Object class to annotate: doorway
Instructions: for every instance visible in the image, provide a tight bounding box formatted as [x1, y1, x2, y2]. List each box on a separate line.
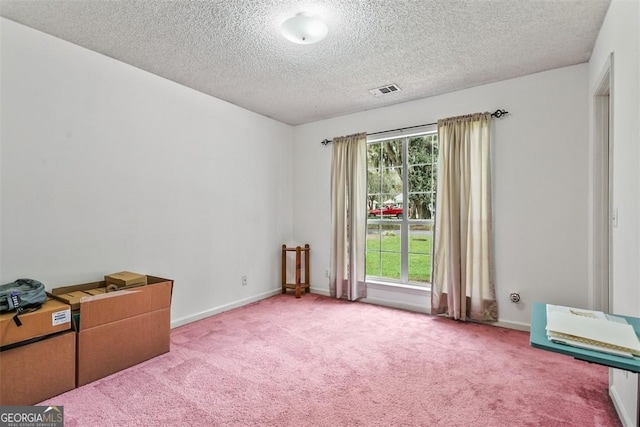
[591, 53, 613, 313]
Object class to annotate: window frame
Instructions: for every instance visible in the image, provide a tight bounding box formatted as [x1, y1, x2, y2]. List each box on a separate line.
[366, 126, 438, 288]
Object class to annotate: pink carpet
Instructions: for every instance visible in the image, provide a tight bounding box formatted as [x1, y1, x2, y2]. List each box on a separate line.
[40, 294, 620, 426]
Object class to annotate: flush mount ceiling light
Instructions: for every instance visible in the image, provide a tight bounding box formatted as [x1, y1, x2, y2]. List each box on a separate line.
[280, 12, 328, 45]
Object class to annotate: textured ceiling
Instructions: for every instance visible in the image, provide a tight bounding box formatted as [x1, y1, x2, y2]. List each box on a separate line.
[1, 0, 611, 125]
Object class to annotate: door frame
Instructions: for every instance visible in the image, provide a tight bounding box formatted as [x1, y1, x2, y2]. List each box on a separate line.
[589, 53, 613, 313]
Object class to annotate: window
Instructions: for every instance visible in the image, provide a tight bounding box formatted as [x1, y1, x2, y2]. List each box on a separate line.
[366, 130, 438, 286]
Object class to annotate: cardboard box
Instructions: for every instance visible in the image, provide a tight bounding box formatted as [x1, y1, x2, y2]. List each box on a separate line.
[0, 298, 72, 347]
[49, 280, 107, 310]
[0, 331, 76, 405]
[51, 276, 173, 387]
[105, 271, 147, 287]
[50, 276, 143, 311]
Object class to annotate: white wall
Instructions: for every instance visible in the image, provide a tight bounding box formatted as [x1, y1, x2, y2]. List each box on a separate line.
[588, 1, 640, 425]
[293, 64, 590, 329]
[0, 18, 294, 326]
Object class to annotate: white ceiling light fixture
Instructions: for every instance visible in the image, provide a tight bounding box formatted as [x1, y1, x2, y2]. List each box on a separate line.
[280, 12, 328, 45]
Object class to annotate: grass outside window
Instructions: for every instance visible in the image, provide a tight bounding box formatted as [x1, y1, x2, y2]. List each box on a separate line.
[366, 231, 432, 283]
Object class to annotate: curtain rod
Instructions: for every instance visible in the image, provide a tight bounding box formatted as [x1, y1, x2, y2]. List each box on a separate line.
[320, 109, 509, 145]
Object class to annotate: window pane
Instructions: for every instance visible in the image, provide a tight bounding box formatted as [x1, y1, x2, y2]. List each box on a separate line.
[383, 168, 402, 195]
[367, 142, 383, 212]
[380, 252, 401, 280]
[380, 224, 401, 280]
[408, 224, 431, 254]
[382, 140, 403, 168]
[407, 193, 434, 220]
[366, 222, 381, 277]
[408, 164, 432, 192]
[366, 250, 382, 278]
[367, 224, 382, 251]
[366, 223, 400, 279]
[408, 254, 431, 283]
[367, 166, 382, 194]
[367, 140, 403, 214]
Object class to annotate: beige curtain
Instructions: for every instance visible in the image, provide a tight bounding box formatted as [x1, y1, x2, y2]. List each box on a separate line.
[330, 132, 367, 301]
[432, 113, 497, 321]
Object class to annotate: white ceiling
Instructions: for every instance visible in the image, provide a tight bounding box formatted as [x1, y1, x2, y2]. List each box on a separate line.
[1, 0, 611, 126]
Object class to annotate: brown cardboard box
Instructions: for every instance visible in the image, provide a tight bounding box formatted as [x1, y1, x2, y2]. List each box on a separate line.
[104, 271, 147, 287]
[0, 331, 76, 405]
[49, 280, 106, 310]
[51, 276, 173, 387]
[0, 298, 72, 347]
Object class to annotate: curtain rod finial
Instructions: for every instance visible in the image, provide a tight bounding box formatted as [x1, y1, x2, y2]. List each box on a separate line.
[492, 109, 508, 118]
[321, 139, 332, 145]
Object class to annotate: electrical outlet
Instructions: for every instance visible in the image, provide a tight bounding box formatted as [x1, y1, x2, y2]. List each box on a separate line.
[324, 269, 330, 278]
[509, 292, 521, 303]
[241, 275, 248, 286]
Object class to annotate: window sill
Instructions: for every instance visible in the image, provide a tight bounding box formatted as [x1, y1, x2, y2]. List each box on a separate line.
[363, 280, 431, 314]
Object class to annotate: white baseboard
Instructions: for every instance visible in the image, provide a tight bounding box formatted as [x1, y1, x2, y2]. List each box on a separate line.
[484, 319, 530, 332]
[309, 286, 330, 296]
[170, 288, 281, 328]
[610, 383, 634, 427]
[313, 288, 531, 332]
[170, 286, 532, 333]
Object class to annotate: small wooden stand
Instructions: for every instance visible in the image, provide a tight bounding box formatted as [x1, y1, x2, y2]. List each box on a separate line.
[281, 244, 310, 298]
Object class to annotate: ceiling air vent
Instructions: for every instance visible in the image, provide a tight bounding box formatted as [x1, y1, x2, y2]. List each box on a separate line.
[369, 84, 402, 97]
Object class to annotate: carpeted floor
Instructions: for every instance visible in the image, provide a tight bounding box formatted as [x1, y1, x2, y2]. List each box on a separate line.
[40, 293, 621, 426]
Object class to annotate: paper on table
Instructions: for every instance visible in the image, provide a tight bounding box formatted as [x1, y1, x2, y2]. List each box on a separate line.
[546, 304, 609, 321]
[547, 335, 634, 357]
[546, 304, 630, 326]
[546, 308, 640, 357]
